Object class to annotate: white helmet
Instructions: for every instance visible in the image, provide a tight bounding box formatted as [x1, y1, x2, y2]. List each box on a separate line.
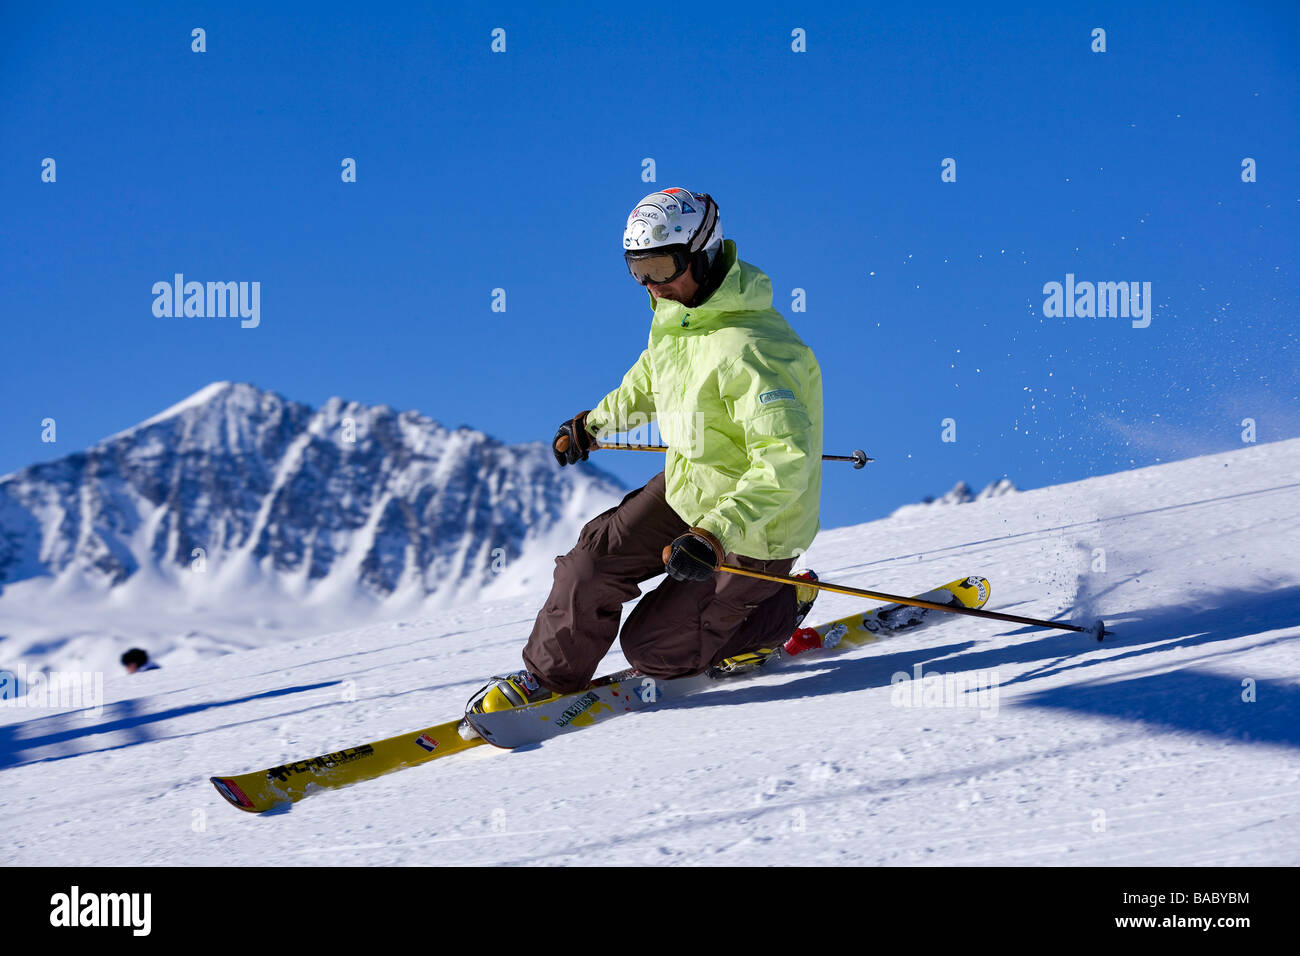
[623, 188, 722, 285]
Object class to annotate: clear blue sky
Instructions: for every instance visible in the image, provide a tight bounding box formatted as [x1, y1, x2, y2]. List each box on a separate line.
[3, 1, 1297, 530]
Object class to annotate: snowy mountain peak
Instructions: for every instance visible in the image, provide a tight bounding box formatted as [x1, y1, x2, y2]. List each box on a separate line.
[110, 381, 255, 438]
[892, 477, 1020, 516]
[0, 384, 624, 607]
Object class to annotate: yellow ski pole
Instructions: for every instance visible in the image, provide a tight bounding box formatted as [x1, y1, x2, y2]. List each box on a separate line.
[659, 548, 1110, 641]
[715, 563, 1110, 640]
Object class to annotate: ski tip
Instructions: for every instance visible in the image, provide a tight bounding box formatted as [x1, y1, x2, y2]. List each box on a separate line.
[210, 775, 262, 812]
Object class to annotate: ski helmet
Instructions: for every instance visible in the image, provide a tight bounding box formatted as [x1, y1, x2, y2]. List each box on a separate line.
[623, 188, 722, 286]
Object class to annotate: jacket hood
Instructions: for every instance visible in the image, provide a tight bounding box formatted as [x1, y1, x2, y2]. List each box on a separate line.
[650, 240, 774, 330]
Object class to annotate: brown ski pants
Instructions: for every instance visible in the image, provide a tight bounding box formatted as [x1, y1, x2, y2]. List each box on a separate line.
[523, 472, 797, 694]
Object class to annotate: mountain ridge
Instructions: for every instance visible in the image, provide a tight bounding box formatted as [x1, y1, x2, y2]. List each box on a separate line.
[0, 382, 625, 602]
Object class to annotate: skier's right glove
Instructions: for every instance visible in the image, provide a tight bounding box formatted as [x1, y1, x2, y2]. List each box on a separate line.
[553, 411, 593, 466]
[663, 528, 725, 582]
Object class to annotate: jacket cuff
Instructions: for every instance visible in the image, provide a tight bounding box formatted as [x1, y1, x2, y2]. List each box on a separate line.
[572, 410, 599, 442]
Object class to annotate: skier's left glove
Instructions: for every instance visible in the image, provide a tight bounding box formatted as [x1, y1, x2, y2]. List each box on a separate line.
[663, 528, 725, 582]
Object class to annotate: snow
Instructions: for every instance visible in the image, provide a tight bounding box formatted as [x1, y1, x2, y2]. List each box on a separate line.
[891, 477, 1019, 516]
[108, 381, 237, 438]
[2, 437, 1298, 865]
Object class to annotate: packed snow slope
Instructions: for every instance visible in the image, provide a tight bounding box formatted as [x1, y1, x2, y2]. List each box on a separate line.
[2, 437, 1298, 865]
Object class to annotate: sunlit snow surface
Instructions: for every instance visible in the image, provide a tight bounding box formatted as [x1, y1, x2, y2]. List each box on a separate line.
[2, 438, 1297, 865]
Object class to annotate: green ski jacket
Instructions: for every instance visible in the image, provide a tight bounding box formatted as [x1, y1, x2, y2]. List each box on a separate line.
[587, 240, 823, 559]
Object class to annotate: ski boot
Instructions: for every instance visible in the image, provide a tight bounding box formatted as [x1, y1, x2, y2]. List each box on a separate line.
[459, 669, 560, 740]
[709, 570, 820, 677]
[466, 669, 559, 714]
[792, 569, 820, 627]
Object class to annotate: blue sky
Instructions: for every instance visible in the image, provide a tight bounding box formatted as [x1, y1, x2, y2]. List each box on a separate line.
[2, 1, 1297, 530]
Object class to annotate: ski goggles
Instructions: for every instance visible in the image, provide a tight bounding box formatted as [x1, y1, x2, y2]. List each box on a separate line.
[624, 247, 692, 285]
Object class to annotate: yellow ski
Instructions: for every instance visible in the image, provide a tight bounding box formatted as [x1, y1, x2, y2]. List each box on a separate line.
[213, 575, 990, 811]
[210, 717, 485, 813]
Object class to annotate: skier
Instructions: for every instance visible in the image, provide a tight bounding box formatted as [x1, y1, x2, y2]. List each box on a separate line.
[121, 648, 161, 674]
[469, 188, 823, 714]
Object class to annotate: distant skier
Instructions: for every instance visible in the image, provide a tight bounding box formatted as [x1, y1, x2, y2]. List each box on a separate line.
[469, 188, 823, 714]
[121, 648, 160, 674]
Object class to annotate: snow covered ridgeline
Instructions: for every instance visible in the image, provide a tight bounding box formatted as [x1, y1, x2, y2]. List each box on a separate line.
[891, 477, 1018, 516]
[0, 382, 624, 604]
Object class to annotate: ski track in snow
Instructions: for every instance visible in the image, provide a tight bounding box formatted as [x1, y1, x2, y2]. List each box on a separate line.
[2, 438, 1298, 865]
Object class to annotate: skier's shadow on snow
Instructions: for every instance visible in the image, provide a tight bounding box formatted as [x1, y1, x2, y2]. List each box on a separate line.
[674, 585, 1300, 749]
[0, 680, 339, 769]
[1014, 669, 1300, 748]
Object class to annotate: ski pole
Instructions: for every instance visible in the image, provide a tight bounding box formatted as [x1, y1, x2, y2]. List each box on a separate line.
[558, 436, 872, 468]
[715, 563, 1110, 640]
